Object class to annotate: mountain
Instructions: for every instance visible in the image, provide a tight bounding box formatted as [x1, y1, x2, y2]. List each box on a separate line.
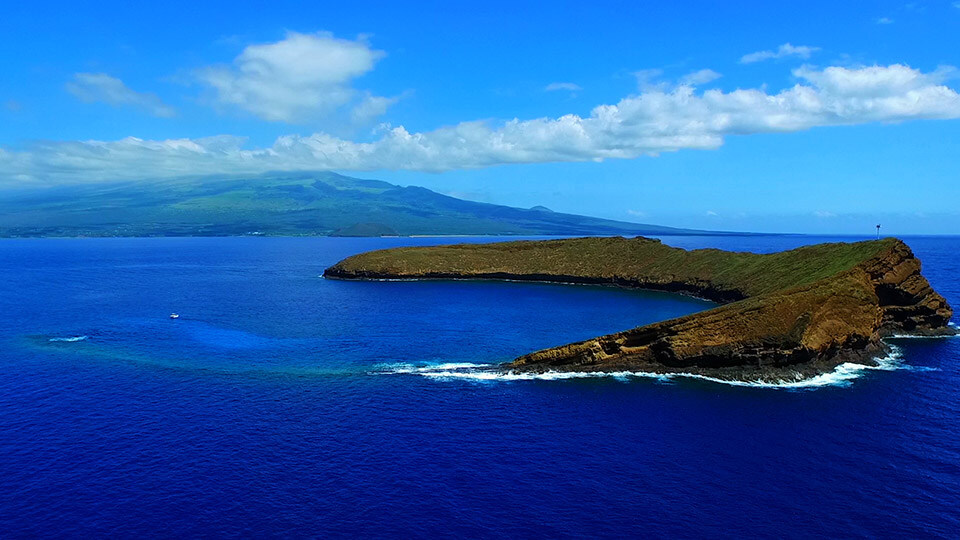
[0, 171, 724, 237]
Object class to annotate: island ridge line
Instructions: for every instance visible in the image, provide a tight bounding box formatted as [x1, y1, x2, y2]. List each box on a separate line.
[324, 236, 954, 381]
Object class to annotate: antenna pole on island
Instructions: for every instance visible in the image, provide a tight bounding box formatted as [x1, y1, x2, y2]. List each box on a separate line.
[876, 224, 881, 239]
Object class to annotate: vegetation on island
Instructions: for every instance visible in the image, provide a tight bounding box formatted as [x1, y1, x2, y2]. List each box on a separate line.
[325, 236, 954, 380]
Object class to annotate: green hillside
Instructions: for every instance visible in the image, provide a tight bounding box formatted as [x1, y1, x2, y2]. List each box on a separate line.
[326, 236, 897, 299]
[0, 171, 722, 237]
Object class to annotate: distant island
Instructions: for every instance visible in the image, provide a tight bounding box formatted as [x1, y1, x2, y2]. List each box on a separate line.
[0, 172, 744, 238]
[325, 236, 955, 382]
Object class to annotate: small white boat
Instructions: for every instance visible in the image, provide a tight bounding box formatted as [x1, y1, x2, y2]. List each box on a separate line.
[169, 313, 180, 319]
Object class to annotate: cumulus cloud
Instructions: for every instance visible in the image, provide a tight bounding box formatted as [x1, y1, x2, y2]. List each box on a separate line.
[545, 82, 582, 93]
[66, 73, 176, 117]
[876, 17, 894, 24]
[4, 63, 960, 183]
[679, 69, 722, 86]
[196, 31, 393, 123]
[740, 43, 820, 64]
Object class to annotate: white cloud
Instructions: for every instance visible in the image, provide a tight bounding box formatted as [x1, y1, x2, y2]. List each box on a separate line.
[196, 31, 392, 123]
[350, 92, 401, 126]
[814, 210, 836, 218]
[876, 17, 894, 24]
[679, 69, 721, 86]
[545, 82, 582, 93]
[66, 73, 175, 117]
[5, 63, 960, 183]
[626, 209, 647, 218]
[633, 69, 668, 91]
[740, 43, 820, 64]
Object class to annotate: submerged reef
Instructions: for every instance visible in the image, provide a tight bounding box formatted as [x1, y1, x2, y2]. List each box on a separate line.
[325, 237, 954, 382]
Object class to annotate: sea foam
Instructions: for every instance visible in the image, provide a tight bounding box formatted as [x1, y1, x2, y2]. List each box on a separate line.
[887, 332, 959, 339]
[377, 345, 917, 389]
[48, 335, 89, 342]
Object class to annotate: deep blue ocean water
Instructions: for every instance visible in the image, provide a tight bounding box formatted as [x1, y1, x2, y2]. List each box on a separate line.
[1, 235, 958, 538]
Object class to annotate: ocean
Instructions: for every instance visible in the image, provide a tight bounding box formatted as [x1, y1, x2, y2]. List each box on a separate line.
[1, 235, 958, 537]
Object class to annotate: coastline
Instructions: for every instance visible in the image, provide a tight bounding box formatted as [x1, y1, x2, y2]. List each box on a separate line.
[324, 236, 955, 382]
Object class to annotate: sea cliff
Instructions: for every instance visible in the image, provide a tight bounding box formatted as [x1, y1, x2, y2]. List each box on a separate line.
[324, 237, 954, 381]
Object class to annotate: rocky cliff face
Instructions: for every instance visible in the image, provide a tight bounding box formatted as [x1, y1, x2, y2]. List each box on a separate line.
[508, 240, 952, 379]
[324, 237, 954, 381]
[860, 240, 953, 335]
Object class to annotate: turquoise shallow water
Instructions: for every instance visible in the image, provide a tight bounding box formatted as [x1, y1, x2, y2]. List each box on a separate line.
[0, 235, 958, 537]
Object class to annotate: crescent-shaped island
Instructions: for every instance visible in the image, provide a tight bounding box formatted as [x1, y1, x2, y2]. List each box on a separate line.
[324, 237, 955, 382]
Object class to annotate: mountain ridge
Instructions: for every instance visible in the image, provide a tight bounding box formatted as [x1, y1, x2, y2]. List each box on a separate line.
[0, 171, 743, 237]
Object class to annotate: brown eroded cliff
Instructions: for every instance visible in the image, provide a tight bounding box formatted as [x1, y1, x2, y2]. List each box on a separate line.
[324, 237, 953, 380]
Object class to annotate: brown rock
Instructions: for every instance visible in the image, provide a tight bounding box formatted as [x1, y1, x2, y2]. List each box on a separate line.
[324, 236, 954, 381]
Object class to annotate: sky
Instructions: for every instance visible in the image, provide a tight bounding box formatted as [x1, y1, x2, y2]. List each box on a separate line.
[1, 0, 959, 234]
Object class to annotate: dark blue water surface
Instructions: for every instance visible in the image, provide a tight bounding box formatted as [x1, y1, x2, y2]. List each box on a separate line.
[1, 235, 958, 537]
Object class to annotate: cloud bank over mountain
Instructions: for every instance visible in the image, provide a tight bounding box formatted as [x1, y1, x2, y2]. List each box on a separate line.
[3, 63, 959, 183]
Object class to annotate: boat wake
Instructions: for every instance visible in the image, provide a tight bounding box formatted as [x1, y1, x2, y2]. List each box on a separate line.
[47, 335, 89, 342]
[375, 345, 927, 389]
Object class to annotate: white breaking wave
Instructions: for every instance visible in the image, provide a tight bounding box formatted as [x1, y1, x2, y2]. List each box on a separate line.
[888, 332, 959, 339]
[680, 347, 907, 388]
[376, 345, 921, 389]
[48, 335, 89, 342]
[380, 362, 489, 374]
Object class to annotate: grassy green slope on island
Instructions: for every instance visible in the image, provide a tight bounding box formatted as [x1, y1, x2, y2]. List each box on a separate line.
[326, 236, 897, 299]
[325, 236, 954, 378]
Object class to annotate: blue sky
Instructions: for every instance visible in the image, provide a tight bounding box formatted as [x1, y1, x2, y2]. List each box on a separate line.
[1, 0, 959, 234]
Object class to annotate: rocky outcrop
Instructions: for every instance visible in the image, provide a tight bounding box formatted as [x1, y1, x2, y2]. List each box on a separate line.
[324, 237, 954, 381]
[859, 240, 953, 335]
